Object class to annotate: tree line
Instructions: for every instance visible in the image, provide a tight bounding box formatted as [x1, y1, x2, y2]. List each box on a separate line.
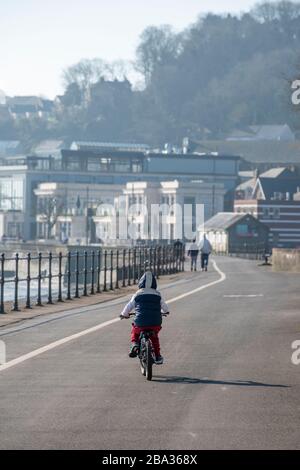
[1, 1, 300, 148]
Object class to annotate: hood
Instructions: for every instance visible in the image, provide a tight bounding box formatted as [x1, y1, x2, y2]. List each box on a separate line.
[138, 271, 157, 290]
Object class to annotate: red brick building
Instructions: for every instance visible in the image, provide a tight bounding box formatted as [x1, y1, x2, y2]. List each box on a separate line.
[234, 168, 300, 248]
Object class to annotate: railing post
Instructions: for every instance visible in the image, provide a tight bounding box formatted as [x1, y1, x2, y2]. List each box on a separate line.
[0, 253, 6, 314]
[168, 246, 172, 274]
[152, 248, 156, 277]
[67, 251, 72, 300]
[83, 251, 88, 296]
[75, 251, 80, 298]
[48, 252, 53, 304]
[91, 251, 95, 295]
[128, 249, 131, 286]
[156, 247, 160, 279]
[97, 250, 101, 293]
[181, 245, 185, 272]
[110, 250, 114, 291]
[138, 248, 142, 280]
[115, 250, 119, 289]
[26, 253, 31, 309]
[12, 253, 20, 312]
[162, 246, 166, 275]
[173, 246, 176, 273]
[37, 252, 42, 306]
[103, 250, 108, 292]
[122, 249, 126, 287]
[58, 252, 63, 302]
[133, 248, 137, 284]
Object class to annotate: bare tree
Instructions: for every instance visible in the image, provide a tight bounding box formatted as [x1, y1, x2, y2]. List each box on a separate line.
[39, 197, 65, 239]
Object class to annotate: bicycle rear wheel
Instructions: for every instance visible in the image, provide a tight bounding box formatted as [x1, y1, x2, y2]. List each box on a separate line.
[139, 338, 146, 376]
[145, 340, 153, 381]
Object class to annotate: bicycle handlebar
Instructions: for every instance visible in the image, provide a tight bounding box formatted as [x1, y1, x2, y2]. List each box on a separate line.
[120, 312, 169, 319]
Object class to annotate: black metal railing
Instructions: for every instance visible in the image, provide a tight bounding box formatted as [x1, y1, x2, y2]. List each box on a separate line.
[0, 245, 185, 314]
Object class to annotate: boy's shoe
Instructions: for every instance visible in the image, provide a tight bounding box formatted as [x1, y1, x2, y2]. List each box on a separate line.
[155, 355, 164, 365]
[129, 343, 139, 358]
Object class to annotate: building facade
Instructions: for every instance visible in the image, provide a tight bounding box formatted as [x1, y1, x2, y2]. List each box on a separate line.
[234, 168, 300, 248]
[93, 180, 226, 245]
[199, 212, 269, 254]
[0, 147, 240, 242]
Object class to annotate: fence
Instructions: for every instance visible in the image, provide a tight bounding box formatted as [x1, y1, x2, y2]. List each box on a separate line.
[213, 241, 269, 260]
[0, 245, 185, 314]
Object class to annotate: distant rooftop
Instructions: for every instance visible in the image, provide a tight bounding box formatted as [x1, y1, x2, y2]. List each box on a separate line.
[204, 212, 246, 231]
[194, 140, 300, 164]
[70, 141, 151, 152]
[227, 124, 295, 142]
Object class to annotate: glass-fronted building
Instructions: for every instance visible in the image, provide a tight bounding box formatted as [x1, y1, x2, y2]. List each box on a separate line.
[0, 149, 240, 241]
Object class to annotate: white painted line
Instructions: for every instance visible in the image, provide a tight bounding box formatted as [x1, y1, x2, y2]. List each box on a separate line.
[167, 260, 226, 304]
[0, 260, 226, 373]
[223, 294, 264, 298]
[0, 318, 120, 372]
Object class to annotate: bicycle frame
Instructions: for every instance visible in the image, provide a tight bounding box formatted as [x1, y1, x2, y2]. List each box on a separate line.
[138, 330, 156, 381]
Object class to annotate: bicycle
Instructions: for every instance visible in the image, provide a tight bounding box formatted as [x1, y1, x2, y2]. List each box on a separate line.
[120, 313, 168, 381]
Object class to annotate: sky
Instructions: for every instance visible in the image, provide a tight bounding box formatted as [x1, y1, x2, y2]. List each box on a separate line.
[0, 0, 274, 98]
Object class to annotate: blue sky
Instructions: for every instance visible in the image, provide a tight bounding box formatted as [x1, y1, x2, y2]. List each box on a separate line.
[0, 0, 276, 98]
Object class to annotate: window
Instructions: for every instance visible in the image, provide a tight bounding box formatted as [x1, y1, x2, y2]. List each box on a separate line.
[0, 178, 24, 211]
[262, 207, 269, 219]
[132, 161, 142, 173]
[236, 223, 257, 238]
[67, 160, 80, 171]
[114, 161, 131, 172]
[87, 160, 101, 172]
[7, 222, 23, 238]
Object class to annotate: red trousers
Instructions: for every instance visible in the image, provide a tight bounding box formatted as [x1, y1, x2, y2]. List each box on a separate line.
[131, 325, 162, 356]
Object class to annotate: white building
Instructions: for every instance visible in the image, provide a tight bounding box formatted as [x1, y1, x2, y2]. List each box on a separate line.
[93, 180, 226, 245]
[0, 210, 24, 241]
[34, 182, 123, 244]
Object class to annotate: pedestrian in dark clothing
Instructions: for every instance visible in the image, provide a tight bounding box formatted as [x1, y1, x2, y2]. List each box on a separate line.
[188, 239, 199, 271]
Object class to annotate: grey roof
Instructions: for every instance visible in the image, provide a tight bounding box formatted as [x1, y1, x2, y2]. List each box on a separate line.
[260, 167, 290, 178]
[239, 170, 255, 179]
[0, 140, 20, 151]
[250, 125, 295, 141]
[236, 178, 256, 191]
[204, 212, 246, 231]
[227, 125, 295, 142]
[8, 96, 42, 107]
[32, 140, 65, 155]
[194, 140, 300, 164]
[256, 177, 300, 199]
[71, 141, 150, 151]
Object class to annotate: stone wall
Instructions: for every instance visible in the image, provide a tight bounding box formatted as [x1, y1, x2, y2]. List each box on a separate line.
[272, 248, 300, 273]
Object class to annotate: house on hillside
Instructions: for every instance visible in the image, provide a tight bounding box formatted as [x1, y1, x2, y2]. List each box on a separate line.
[0, 140, 23, 157]
[7, 96, 54, 119]
[227, 125, 295, 142]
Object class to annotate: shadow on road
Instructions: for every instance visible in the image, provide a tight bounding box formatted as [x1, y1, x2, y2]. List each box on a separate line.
[153, 376, 289, 388]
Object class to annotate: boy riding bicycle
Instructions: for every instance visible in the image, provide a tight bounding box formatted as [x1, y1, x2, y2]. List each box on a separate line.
[120, 271, 170, 365]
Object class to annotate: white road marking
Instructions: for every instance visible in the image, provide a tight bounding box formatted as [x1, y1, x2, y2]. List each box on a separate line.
[167, 260, 226, 305]
[223, 294, 264, 298]
[0, 259, 226, 373]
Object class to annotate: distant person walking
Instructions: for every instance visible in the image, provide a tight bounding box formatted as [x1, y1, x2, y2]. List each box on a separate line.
[199, 234, 212, 272]
[188, 239, 199, 272]
[173, 239, 184, 265]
